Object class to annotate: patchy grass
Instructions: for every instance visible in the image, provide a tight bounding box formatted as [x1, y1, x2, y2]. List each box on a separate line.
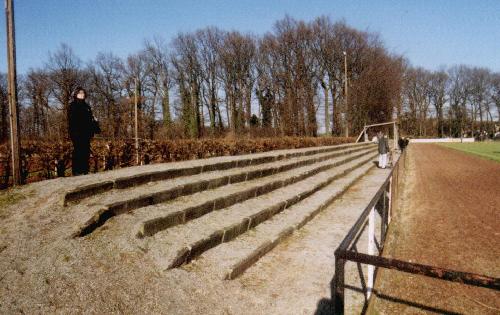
[440, 142, 500, 163]
[0, 189, 26, 219]
[0, 190, 25, 208]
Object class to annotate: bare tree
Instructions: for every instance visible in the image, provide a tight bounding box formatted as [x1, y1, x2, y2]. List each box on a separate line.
[403, 67, 432, 136]
[468, 67, 491, 133]
[311, 16, 335, 135]
[123, 51, 151, 139]
[0, 74, 9, 142]
[350, 41, 404, 134]
[218, 31, 256, 133]
[311, 18, 402, 136]
[144, 38, 173, 134]
[429, 70, 448, 137]
[24, 69, 52, 138]
[196, 27, 224, 133]
[87, 52, 125, 138]
[256, 35, 282, 132]
[171, 33, 202, 138]
[260, 16, 319, 136]
[447, 65, 472, 136]
[46, 43, 85, 138]
[491, 72, 500, 123]
[294, 20, 318, 137]
[331, 21, 367, 135]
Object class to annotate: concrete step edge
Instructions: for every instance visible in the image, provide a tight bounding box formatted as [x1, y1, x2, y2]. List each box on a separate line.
[163, 154, 377, 269]
[222, 162, 376, 280]
[74, 147, 376, 238]
[63, 142, 372, 206]
[136, 148, 377, 238]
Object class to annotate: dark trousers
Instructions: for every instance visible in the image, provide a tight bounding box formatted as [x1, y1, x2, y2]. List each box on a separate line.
[72, 138, 91, 176]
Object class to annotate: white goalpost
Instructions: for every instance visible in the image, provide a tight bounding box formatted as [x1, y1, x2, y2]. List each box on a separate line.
[355, 121, 399, 151]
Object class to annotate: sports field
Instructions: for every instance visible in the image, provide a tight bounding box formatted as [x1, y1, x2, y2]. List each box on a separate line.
[372, 144, 500, 314]
[440, 142, 500, 163]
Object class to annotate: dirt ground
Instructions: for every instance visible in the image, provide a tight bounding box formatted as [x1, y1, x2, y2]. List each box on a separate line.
[1, 144, 498, 314]
[371, 144, 500, 314]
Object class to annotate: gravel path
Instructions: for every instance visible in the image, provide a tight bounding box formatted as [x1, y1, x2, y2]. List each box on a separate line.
[221, 167, 390, 315]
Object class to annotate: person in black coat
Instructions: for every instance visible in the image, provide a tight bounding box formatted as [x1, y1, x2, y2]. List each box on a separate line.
[398, 137, 407, 152]
[68, 87, 99, 176]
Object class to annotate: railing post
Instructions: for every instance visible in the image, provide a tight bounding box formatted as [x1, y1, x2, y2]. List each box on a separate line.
[395, 163, 398, 192]
[333, 256, 345, 314]
[367, 206, 376, 298]
[387, 177, 392, 224]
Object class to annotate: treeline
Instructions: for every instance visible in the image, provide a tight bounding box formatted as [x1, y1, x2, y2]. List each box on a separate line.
[0, 16, 404, 143]
[1, 15, 499, 144]
[401, 65, 500, 138]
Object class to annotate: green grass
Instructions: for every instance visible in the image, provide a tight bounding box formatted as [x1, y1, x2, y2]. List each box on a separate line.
[440, 142, 500, 163]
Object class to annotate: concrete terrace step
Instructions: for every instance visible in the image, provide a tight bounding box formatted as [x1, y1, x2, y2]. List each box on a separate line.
[132, 146, 376, 238]
[74, 145, 376, 237]
[192, 159, 377, 280]
[64, 142, 371, 206]
[141, 152, 377, 270]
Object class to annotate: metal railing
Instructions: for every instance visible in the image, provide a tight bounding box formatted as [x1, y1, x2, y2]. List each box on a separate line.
[332, 147, 500, 314]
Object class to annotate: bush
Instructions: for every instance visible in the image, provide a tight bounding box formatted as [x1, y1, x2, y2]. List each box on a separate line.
[0, 136, 354, 188]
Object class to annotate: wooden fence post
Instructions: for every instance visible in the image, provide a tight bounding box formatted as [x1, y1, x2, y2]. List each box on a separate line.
[333, 256, 345, 314]
[367, 206, 376, 298]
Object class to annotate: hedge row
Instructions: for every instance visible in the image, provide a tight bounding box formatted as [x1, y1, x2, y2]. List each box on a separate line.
[0, 136, 354, 188]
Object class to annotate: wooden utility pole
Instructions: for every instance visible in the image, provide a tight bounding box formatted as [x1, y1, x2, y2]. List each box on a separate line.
[5, 0, 21, 185]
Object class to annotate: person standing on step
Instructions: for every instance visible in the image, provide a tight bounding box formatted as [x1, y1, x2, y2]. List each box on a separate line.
[68, 87, 100, 176]
[377, 131, 390, 169]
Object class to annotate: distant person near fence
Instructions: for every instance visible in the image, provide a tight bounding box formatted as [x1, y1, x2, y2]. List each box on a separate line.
[398, 136, 408, 152]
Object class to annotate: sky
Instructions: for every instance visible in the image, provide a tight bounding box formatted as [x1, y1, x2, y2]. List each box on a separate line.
[1, 0, 500, 75]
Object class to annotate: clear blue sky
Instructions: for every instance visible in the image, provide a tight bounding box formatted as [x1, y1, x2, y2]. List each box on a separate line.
[1, 0, 499, 74]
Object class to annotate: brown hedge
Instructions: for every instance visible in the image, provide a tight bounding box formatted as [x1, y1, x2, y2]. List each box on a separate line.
[0, 136, 354, 188]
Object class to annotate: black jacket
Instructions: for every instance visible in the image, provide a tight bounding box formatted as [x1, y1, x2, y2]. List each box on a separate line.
[68, 100, 97, 142]
[398, 138, 405, 150]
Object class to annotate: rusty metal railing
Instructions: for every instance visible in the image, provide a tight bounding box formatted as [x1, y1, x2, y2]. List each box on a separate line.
[332, 147, 500, 314]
